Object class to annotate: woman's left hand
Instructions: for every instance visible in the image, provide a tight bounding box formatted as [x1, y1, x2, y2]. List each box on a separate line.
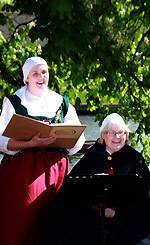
[104, 207, 116, 218]
[28, 133, 56, 147]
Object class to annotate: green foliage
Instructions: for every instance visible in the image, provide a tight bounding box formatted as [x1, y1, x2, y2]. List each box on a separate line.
[0, 0, 150, 164]
[0, 14, 40, 106]
[0, 0, 13, 10]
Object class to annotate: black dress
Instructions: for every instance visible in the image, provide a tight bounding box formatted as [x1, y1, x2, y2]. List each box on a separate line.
[70, 139, 150, 177]
[41, 140, 150, 245]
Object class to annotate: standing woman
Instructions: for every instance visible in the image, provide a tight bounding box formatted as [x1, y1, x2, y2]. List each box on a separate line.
[0, 57, 85, 245]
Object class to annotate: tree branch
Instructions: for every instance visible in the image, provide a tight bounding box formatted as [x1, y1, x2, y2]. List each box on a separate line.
[0, 48, 22, 88]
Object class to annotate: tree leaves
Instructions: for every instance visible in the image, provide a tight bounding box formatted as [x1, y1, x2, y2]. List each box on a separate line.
[0, 0, 150, 162]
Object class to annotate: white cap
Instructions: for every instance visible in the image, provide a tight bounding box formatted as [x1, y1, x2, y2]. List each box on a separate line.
[22, 56, 48, 84]
[100, 113, 130, 134]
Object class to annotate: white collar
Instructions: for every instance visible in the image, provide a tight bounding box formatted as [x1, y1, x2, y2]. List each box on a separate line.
[15, 86, 63, 116]
[105, 148, 112, 155]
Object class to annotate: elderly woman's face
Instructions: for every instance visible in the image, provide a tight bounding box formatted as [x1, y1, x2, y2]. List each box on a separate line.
[101, 124, 127, 154]
[26, 64, 49, 96]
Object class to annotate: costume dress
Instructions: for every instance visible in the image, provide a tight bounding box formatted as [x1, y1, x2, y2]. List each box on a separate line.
[42, 139, 150, 245]
[0, 86, 85, 245]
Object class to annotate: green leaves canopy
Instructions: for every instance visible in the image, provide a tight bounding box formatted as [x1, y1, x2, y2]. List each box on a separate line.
[0, 0, 150, 162]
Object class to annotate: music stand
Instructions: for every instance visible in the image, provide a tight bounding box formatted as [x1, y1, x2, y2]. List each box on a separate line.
[64, 174, 149, 245]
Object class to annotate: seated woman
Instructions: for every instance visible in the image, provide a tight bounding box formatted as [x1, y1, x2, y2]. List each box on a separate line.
[41, 113, 150, 245]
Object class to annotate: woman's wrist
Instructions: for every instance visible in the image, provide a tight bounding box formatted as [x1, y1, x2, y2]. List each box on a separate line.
[7, 138, 32, 151]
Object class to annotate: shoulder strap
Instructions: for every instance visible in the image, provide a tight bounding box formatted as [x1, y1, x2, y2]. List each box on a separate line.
[7, 95, 28, 116]
[61, 96, 69, 118]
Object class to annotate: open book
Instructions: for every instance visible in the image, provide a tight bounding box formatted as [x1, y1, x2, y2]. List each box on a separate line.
[2, 114, 86, 149]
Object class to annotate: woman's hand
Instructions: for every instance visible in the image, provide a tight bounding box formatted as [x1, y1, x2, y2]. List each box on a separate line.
[104, 207, 116, 218]
[29, 133, 56, 148]
[7, 133, 56, 151]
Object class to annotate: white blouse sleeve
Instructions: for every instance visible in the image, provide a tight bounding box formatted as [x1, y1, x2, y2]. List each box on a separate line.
[63, 104, 85, 155]
[0, 97, 18, 155]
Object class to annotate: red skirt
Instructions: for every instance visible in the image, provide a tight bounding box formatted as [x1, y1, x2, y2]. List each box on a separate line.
[0, 149, 69, 245]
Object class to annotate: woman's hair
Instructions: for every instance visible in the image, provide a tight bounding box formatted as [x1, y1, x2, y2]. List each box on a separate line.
[99, 113, 131, 145]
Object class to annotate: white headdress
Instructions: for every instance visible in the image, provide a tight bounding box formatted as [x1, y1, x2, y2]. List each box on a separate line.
[22, 56, 48, 84]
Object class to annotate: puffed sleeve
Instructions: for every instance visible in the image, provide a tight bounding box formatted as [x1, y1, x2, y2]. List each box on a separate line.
[63, 103, 85, 155]
[0, 97, 19, 155]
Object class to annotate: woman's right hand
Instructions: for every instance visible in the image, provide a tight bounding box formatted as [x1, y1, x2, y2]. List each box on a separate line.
[104, 207, 116, 218]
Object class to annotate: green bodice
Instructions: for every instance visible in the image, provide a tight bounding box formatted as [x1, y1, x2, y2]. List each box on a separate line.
[7, 94, 69, 153]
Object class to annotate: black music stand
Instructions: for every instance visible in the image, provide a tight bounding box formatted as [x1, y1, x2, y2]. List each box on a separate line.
[64, 174, 149, 245]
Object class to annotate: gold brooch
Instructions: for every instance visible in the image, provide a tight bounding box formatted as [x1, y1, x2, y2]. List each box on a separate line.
[107, 156, 112, 160]
[54, 109, 63, 123]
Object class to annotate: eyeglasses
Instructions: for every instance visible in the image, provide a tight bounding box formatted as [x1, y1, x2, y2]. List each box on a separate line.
[105, 131, 126, 137]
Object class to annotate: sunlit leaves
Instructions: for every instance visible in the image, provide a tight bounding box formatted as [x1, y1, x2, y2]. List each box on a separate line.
[0, 14, 39, 103]
[0, 0, 150, 163]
